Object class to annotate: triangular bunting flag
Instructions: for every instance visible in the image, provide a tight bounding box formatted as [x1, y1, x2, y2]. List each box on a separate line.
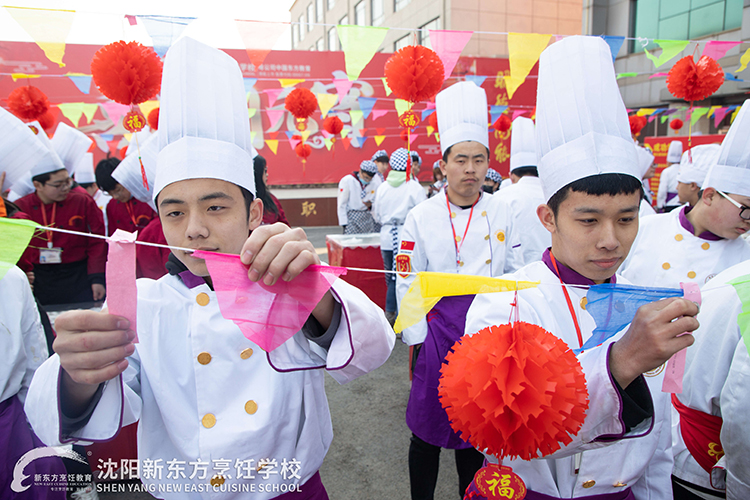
[137, 100, 159, 121]
[429, 30, 473, 81]
[394, 99, 410, 117]
[67, 74, 92, 94]
[250, 131, 257, 143]
[264, 88, 284, 105]
[636, 108, 656, 116]
[100, 102, 130, 126]
[248, 108, 257, 119]
[139, 15, 194, 58]
[358, 96, 377, 119]
[690, 107, 709, 127]
[244, 78, 257, 92]
[381, 77, 392, 96]
[341, 129, 350, 139]
[11, 73, 41, 82]
[661, 115, 670, 124]
[338, 25, 389, 81]
[504, 33, 552, 99]
[421, 109, 436, 121]
[6, 6, 75, 67]
[511, 109, 526, 120]
[353, 136, 368, 148]
[279, 79, 305, 88]
[289, 135, 301, 151]
[601, 36, 625, 62]
[616, 72, 638, 79]
[464, 75, 486, 87]
[359, 128, 367, 136]
[341, 137, 352, 150]
[81, 103, 99, 124]
[301, 130, 311, 142]
[736, 47, 750, 74]
[265, 140, 279, 154]
[374, 135, 386, 146]
[489, 105, 507, 125]
[426, 126, 434, 137]
[644, 40, 690, 68]
[323, 138, 333, 150]
[317, 93, 338, 117]
[702, 41, 740, 62]
[334, 78, 354, 102]
[0, 218, 39, 280]
[266, 109, 285, 128]
[235, 20, 288, 69]
[349, 109, 364, 127]
[713, 107, 730, 127]
[371, 109, 388, 120]
[57, 103, 84, 127]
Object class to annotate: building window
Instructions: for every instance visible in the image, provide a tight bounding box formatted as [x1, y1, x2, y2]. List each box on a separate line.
[328, 27, 338, 51]
[371, 0, 384, 26]
[632, 0, 742, 52]
[293, 23, 300, 48]
[355, 1, 366, 26]
[394, 34, 410, 52]
[418, 17, 440, 49]
[340, 14, 349, 26]
[328, 0, 335, 9]
[307, 4, 314, 31]
[394, 0, 411, 12]
[298, 15, 305, 39]
[316, 0, 324, 22]
[316, 38, 325, 51]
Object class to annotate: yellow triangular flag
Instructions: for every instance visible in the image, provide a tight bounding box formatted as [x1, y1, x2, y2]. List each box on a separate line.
[435, 132, 440, 142]
[301, 130, 311, 142]
[341, 129, 350, 139]
[349, 109, 364, 126]
[279, 79, 305, 88]
[707, 105, 720, 118]
[381, 77, 392, 96]
[504, 33, 552, 99]
[394, 99, 410, 117]
[123, 133, 133, 142]
[81, 103, 99, 124]
[6, 6, 75, 67]
[636, 108, 655, 116]
[137, 100, 159, 120]
[11, 73, 41, 81]
[265, 140, 279, 155]
[426, 126, 434, 137]
[317, 93, 338, 118]
[324, 138, 333, 151]
[57, 102, 84, 127]
[248, 108, 257, 119]
[374, 135, 386, 146]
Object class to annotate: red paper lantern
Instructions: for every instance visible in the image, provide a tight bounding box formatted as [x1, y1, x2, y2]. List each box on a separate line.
[123, 110, 147, 132]
[8, 86, 50, 121]
[667, 55, 724, 103]
[285, 88, 318, 120]
[91, 41, 162, 106]
[670, 118, 684, 132]
[295, 142, 312, 161]
[439, 322, 589, 461]
[493, 114, 512, 133]
[400, 128, 414, 142]
[147, 107, 159, 131]
[629, 115, 647, 137]
[37, 110, 56, 132]
[323, 115, 344, 135]
[384, 45, 445, 104]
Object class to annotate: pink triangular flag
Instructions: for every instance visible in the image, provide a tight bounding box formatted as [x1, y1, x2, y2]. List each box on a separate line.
[511, 109, 527, 120]
[289, 135, 302, 150]
[266, 109, 285, 128]
[371, 109, 389, 120]
[334, 79, 354, 102]
[100, 102, 130, 127]
[264, 88, 284, 105]
[235, 20, 289, 69]
[713, 107, 730, 128]
[702, 41, 741, 62]
[429, 30, 473, 81]
[193, 251, 346, 352]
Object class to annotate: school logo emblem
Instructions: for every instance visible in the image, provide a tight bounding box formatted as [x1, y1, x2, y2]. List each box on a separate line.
[12, 447, 87, 492]
[396, 254, 411, 278]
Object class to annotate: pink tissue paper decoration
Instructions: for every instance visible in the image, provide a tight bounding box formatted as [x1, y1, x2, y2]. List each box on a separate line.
[370, 109, 389, 120]
[701, 41, 741, 63]
[429, 30, 474, 81]
[333, 79, 354, 102]
[106, 229, 138, 342]
[662, 282, 701, 393]
[193, 251, 347, 352]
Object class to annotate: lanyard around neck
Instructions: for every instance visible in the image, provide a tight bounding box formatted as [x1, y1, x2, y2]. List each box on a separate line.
[40, 201, 57, 247]
[549, 251, 584, 349]
[445, 191, 480, 267]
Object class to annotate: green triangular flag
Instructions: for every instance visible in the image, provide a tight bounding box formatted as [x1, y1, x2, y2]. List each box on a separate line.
[338, 25, 389, 81]
[644, 40, 690, 68]
[0, 218, 39, 281]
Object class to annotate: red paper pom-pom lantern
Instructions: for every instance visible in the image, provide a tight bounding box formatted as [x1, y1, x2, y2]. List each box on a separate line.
[90, 41, 162, 106]
[629, 115, 647, 137]
[37, 110, 56, 132]
[439, 322, 589, 461]
[428, 111, 438, 131]
[667, 55, 724, 103]
[400, 128, 414, 142]
[285, 88, 318, 119]
[670, 118, 684, 132]
[147, 107, 159, 131]
[295, 142, 312, 161]
[323, 115, 344, 135]
[493, 114, 512, 133]
[8, 86, 50, 121]
[384, 45, 445, 104]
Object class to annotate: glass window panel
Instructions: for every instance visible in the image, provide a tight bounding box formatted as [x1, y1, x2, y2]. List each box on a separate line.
[355, 1, 366, 26]
[307, 4, 314, 31]
[658, 13, 688, 39]
[725, 0, 742, 30]
[689, 3, 725, 38]
[298, 15, 305, 39]
[659, 0, 690, 19]
[293, 24, 299, 47]
[691, 0, 723, 9]
[317, 38, 325, 51]
[394, 34, 410, 52]
[418, 18, 440, 49]
[340, 14, 349, 25]
[316, 0, 324, 22]
[328, 0, 335, 9]
[394, 0, 411, 12]
[328, 27, 338, 50]
[633, 0, 658, 52]
[372, 0, 384, 26]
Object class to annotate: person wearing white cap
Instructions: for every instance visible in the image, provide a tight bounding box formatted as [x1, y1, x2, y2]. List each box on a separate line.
[94, 156, 156, 236]
[371, 149, 390, 180]
[336, 159, 378, 234]
[620, 142, 749, 289]
[676, 144, 721, 207]
[465, 35, 699, 499]
[25, 37, 394, 500]
[14, 121, 106, 306]
[427, 159, 445, 198]
[669, 100, 750, 500]
[494, 115, 551, 265]
[364, 150, 388, 218]
[635, 145, 657, 217]
[410, 151, 422, 179]
[373, 147, 427, 324]
[657, 140, 684, 212]
[396, 81, 521, 500]
[74, 152, 113, 235]
[483, 167, 502, 193]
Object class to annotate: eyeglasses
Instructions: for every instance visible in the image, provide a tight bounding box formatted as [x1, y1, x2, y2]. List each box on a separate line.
[45, 177, 72, 189]
[718, 190, 750, 221]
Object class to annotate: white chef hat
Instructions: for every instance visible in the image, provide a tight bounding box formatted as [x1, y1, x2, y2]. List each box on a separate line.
[359, 160, 378, 175]
[372, 149, 389, 162]
[50, 122, 93, 173]
[436, 81, 489, 156]
[667, 140, 683, 164]
[73, 153, 96, 184]
[114, 133, 159, 211]
[154, 37, 257, 203]
[635, 145, 654, 179]
[9, 173, 35, 200]
[509, 116, 536, 172]
[126, 129, 152, 157]
[535, 36, 640, 201]
[677, 144, 720, 187]
[704, 100, 750, 197]
[0, 108, 49, 191]
[28, 121, 67, 178]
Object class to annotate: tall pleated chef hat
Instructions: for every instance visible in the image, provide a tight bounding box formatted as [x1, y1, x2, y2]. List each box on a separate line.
[535, 36, 640, 201]
[28, 120, 67, 178]
[667, 140, 683, 164]
[126, 129, 152, 157]
[0, 108, 49, 191]
[635, 145, 654, 179]
[154, 37, 256, 203]
[114, 133, 159, 211]
[73, 153, 96, 184]
[509, 116, 536, 172]
[704, 100, 750, 197]
[50, 122, 93, 173]
[436, 81, 489, 156]
[677, 144, 720, 188]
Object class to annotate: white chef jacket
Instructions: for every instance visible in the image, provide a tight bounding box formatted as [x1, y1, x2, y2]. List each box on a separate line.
[620, 207, 750, 288]
[0, 266, 47, 405]
[672, 261, 750, 499]
[396, 191, 523, 345]
[372, 178, 426, 251]
[362, 173, 382, 205]
[465, 261, 672, 498]
[494, 176, 550, 266]
[93, 189, 113, 236]
[656, 164, 680, 210]
[24, 273, 395, 500]
[639, 199, 656, 218]
[336, 173, 368, 226]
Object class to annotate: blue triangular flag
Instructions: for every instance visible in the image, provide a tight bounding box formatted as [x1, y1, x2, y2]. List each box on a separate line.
[100, 134, 114, 141]
[601, 36, 625, 63]
[284, 131, 295, 139]
[421, 109, 436, 121]
[353, 136, 368, 149]
[465, 75, 487, 87]
[725, 73, 743, 82]
[357, 97, 377, 119]
[489, 105, 507, 125]
[68, 75, 91, 94]
[244, 78, 258, 92]
[139, 15, 195, 58]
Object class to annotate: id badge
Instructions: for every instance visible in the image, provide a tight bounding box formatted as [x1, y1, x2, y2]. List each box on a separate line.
[40, 247, 62, 264]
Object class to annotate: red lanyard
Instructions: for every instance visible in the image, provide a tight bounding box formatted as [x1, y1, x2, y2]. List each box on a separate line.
[124, 200, 139, 228]
[40, 202, 57, 247]
[549, 251, 584, 349]
[445, 191, 479, 266]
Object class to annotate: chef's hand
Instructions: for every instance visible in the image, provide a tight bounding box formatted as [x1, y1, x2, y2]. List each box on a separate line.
[609, 297, 699, 388]
[240, 223, 335, 328]
[92, 283, 106, 301]
[53, 311, 134, 417]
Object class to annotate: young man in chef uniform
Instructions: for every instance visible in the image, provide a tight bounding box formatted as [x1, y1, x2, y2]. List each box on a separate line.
[675, 144, 721, 207]
[24, 37, 395, 500]
[464, 35, 700, 499]
[657, 140, 683, 212]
